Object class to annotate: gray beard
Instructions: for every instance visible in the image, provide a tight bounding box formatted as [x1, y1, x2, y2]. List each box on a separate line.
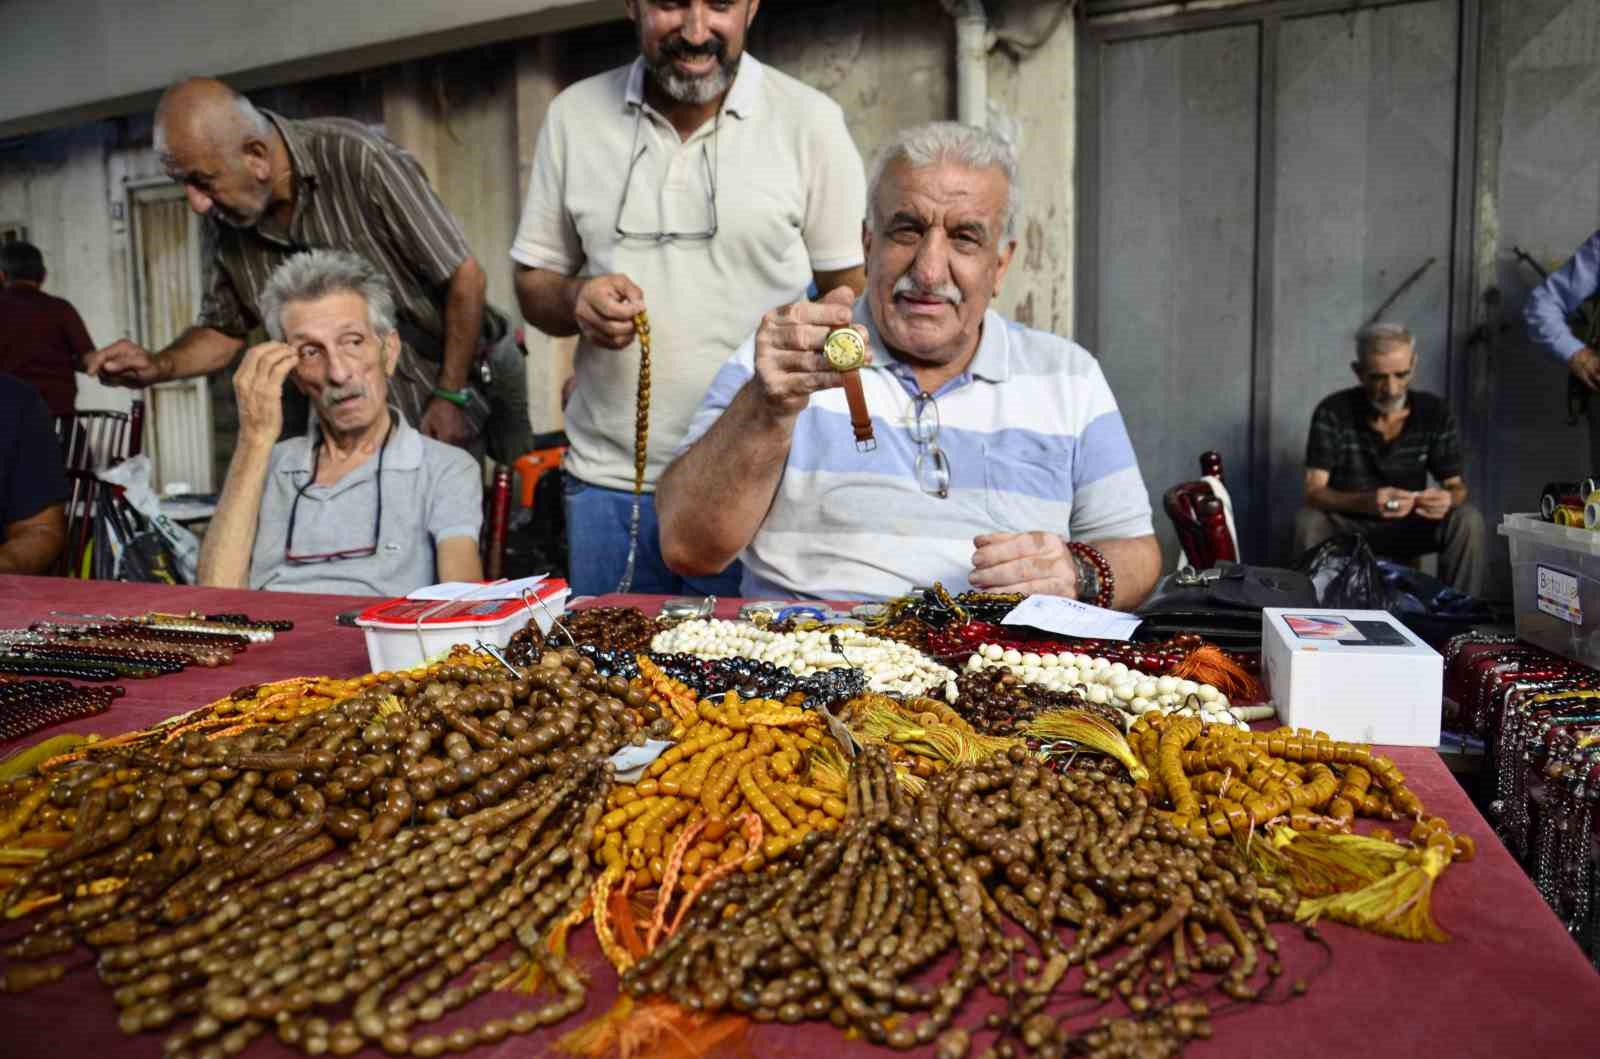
[650, 55, 739, 105]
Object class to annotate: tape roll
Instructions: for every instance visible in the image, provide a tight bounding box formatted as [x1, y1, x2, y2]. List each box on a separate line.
[1544, 492, 1584, 520]
[1555, 504, 1583, 527]
[1587, 500, 1600, 531]
[1583, 477, 1599, 500]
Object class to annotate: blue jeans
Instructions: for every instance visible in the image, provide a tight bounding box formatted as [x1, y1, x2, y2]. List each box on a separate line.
[562, 476, 743, 598]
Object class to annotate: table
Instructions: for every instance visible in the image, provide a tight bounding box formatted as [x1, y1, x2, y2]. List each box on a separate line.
[1, 577, 1597, 1059]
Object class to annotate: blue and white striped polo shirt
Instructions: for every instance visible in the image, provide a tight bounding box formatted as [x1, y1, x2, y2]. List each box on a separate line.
[678, 298, 1154, 601]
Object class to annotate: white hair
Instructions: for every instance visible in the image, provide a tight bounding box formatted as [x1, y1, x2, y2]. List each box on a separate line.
[1355, 322, 1416, 363]
[866, 121, 1021, 239]
[259, 250, 397, 341]
[154, 86, 273, 156]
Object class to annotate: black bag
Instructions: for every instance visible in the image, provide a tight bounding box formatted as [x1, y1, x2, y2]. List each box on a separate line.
[1135, 562, 1317, 649]
[1291, 534, 1385, 609]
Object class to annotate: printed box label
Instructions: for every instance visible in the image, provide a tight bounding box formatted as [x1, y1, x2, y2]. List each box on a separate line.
[1537, 565, 1582, 625]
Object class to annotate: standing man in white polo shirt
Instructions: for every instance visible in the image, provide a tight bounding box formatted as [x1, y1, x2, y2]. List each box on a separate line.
[511, 0, 867, 597]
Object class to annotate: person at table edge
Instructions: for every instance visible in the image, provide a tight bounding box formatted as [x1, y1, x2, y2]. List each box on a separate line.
[1524, 227, 1600, 471]
[1293, 322, 1486, 597]
[655, 122, 1161, 607]
[84, 77, 528, 458]
[510, 0, 867, 596]
[197, 250, 483, 596]
[0, 374, 69, 576]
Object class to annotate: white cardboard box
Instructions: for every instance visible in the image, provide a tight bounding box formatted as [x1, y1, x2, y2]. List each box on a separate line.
[1261, 607, 1441, 746]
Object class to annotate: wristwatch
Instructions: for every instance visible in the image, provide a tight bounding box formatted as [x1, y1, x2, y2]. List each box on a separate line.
[823, 327, 875, 452]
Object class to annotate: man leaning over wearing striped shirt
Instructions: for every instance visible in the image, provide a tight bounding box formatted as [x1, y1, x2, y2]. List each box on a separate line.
[86, 78, 525, 459]
[656, 123, 1162, 606]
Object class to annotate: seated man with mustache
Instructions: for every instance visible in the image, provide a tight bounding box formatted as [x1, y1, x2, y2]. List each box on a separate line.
[198, 250, 484, 596]
[657, 123, 1162, 607]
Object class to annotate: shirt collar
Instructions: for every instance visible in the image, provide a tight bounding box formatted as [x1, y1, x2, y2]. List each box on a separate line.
[284, 406, 423, 476]
[855, 296, 1014, 391]
[264, 110, 318, 185]
[624, 52, 763, 121]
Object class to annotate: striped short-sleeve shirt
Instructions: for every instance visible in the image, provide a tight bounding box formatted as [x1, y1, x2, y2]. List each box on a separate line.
[197, 112, 478, 351]
[678, 299, 1155, 601]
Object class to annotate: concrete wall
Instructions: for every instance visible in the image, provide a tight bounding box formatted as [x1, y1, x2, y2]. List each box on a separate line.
[1468, 0, 1600, 596]
[0, 0, 610, 136]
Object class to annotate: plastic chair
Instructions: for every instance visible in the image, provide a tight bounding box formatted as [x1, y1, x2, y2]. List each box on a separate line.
[1163, 451, 1240, 570]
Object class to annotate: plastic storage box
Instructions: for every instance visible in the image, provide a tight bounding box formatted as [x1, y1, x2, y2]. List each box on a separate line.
[1499, 513, 1600, 669]
[355, 580, 569, 672]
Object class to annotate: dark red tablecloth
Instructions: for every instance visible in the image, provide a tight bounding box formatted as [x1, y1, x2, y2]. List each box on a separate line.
[1, 579, 1596, 1059]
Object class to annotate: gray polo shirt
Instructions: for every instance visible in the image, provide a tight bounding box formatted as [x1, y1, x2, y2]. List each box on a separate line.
[250, 414, 482, 596]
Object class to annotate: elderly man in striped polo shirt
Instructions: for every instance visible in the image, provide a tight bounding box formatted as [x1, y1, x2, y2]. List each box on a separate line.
[657, 123, 1162, 606]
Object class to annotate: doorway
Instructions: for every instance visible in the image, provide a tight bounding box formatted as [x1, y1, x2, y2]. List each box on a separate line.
[128, 182, 214, 494]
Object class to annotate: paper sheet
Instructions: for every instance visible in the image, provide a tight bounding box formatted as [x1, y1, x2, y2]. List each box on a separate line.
[1000, 594, 1142, 641]
[608, 739, 674, 784]
[407, 575, 548, 602]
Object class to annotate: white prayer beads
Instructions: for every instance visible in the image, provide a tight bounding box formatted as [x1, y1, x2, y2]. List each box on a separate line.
[650, 619, 958, 697]
[965, 643, 1251, 729]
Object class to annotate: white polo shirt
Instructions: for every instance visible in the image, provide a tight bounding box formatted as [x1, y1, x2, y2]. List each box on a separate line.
[511, 54, 867, 492]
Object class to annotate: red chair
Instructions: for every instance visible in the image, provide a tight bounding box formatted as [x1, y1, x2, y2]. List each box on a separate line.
[1163, 451, 1240, 571]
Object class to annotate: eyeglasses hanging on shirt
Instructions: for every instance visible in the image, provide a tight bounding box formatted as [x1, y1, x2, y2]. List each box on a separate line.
[285, 420, 393, 564]
[614, 108, 720, 243]
[910, 391, 951, 499]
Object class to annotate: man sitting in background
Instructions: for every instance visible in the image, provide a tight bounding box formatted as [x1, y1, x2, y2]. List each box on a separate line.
[198, 250, 483, 596]
[0, 241, 95, 418]
[1295, 322, 1486, 597]
[0, 374, 69, 575]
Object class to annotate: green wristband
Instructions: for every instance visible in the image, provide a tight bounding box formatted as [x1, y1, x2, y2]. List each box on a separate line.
[431, 386, 470, 407]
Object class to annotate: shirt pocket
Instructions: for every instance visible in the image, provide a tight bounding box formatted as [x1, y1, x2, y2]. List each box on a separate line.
[982, 436, 1072, 530]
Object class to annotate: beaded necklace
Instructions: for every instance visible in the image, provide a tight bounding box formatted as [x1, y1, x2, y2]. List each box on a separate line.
[616, 311, 652, 592]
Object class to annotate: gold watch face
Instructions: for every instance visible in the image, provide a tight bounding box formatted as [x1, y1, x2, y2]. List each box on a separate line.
[822, 327, 867, 372]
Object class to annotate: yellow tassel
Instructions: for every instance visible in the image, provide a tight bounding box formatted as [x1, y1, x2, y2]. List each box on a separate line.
[1296, 842, 1452, 943]
[0, 734, 93, 781]
[1024, 709, 1149, 782]
[1250, 826, 1409, 896]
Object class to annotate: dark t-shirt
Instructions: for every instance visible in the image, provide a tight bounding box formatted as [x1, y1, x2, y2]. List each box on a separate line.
[1305, 387, 1463, 493]
[0, 284, 93, 417]
[0, 375, 70, 543]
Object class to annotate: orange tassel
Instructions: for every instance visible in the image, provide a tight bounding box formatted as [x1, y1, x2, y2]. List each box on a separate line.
[1172, 644, 1264, 702]
[612, 877, 648, 960]
[555, 994, 750, 1059]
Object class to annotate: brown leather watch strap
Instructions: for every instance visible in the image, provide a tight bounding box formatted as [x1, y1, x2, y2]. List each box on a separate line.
[839, 369, 875, 451]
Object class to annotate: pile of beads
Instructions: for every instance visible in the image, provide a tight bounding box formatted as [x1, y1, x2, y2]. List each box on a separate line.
[0, 679, 123, 743]
[964, 643, 1266, 728]
[650, 619, 957, 697]
[540, 606, 659, 653]
[928, 621, 1246, 675]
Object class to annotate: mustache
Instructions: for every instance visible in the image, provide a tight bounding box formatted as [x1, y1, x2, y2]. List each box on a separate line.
[319, 384, 368, 409]
[660, 35, 725, 60]
[892, 273, 963, 306]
